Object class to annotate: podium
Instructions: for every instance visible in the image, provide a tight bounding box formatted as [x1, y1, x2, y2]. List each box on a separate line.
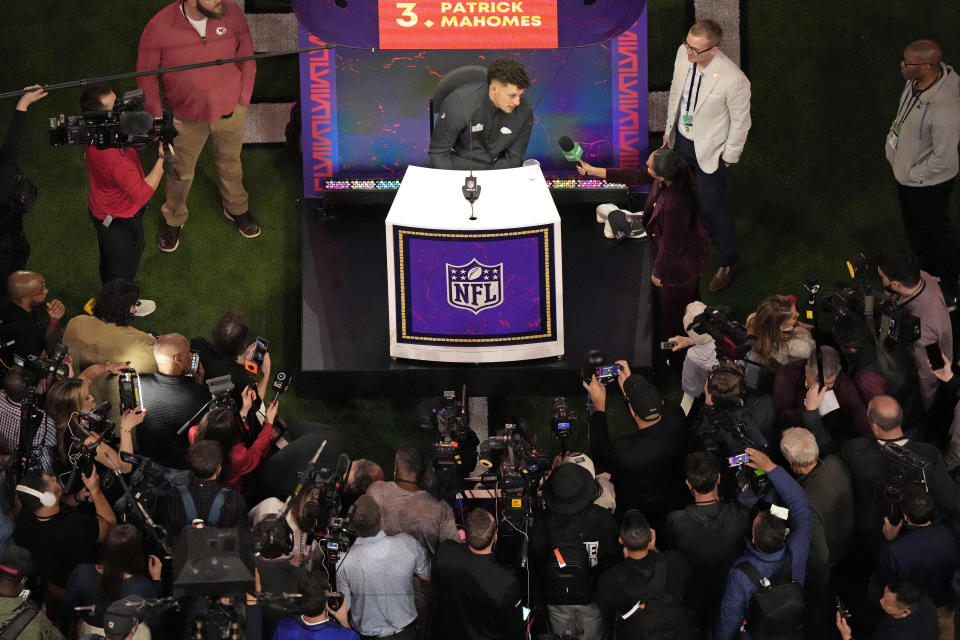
[386, 165, 564, 363]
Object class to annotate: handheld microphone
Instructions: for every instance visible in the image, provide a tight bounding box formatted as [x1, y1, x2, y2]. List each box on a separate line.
[271, 371, 291, 404]
[558, 136, 584, 164]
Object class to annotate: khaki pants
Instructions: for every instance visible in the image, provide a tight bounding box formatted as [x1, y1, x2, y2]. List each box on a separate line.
[162, 104, 249, 226]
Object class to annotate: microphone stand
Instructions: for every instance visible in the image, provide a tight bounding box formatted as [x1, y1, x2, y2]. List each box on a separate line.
[462, 121, 480, 220]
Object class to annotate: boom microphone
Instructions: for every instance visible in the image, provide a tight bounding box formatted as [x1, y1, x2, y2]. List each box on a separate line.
[558, 136, 583, 164]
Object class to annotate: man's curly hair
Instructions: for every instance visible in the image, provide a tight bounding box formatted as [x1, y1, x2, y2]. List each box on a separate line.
[487, 58, 530, 89]
[93, 279, 140, 326]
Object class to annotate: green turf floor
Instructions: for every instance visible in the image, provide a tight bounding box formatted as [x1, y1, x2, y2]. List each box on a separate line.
[2, 1, 959, 470]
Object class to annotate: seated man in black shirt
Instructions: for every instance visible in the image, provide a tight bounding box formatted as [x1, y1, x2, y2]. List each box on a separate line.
[596, 510, 693, 640]
[0, 270, 64, 359]
[432, 508, 523, 640]
[137, 333, 211, 469]
[428, 57, 533, 170]
[588, 361, 687, 529]
[14, 467, 114, 590]
[162, 440, 248, 532]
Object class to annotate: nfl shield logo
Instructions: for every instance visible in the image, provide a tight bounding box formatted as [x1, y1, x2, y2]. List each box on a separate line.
[446, 259, 503, 314]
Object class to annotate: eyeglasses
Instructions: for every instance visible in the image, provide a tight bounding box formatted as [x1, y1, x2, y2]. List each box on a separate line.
[901, 60, 929, 67]
[682, 40, 716, 56]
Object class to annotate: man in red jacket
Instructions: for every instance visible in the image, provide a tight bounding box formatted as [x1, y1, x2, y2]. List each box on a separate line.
[136, 0, 258, 253]
[82, 84, 164, 305]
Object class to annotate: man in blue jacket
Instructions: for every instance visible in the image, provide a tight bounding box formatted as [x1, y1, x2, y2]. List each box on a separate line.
[715, 447, 812, 640]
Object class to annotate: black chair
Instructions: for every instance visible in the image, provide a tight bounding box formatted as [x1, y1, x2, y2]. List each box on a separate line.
[429, 65, 487, 135]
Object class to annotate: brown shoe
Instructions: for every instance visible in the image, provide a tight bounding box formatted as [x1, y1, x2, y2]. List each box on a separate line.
[708, 263, 739, 293]
[224, 209, 261, 238]
[157, 222, 182, 252]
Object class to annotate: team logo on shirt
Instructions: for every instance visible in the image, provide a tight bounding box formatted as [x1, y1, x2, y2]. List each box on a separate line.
[216, 26, 227, 36]
[501, 126, 513, 134]
[471, 123, 484, 132]
[446, 259, 503, 314]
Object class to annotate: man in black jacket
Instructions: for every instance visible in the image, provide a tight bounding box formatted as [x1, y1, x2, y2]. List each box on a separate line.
[662, 452, 747, 634]
[836, 577, 938, 640]
[529, 463, 620, 639]
[588, 361, 687, 530]
[137, 333, 212, 469]
[432, 509, 523, 640]
[596, 510, 693, 640]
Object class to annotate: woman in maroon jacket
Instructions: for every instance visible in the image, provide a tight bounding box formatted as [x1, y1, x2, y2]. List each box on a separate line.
[579, 149, 710, 339]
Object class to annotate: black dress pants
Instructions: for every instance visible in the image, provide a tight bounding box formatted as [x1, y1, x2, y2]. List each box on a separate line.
[898, 179, 960, 283]
[91, 206, 145, 285]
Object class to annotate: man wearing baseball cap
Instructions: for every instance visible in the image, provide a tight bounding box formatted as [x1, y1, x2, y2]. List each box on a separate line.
[587, 361, 688, 531]
[101, 596, 144, 640]
[0, 544, 63, 639]
[529, 462, 620, 639]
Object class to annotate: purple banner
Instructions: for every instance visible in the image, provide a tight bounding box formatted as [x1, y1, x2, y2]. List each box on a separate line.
[611, 13, 647, 169]
[298, 24, 340, 194]
[394, 225, 557, 345]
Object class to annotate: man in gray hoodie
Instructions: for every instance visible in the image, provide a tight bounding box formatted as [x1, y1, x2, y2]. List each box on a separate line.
[886, 39, 960, 284]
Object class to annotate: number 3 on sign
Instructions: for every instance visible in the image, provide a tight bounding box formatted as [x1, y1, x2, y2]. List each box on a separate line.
[396, 2, 418, 27]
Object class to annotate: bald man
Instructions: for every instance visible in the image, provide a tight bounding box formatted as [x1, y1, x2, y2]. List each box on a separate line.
[0, 270, 64, 359]
[841, 395, 960, 554]
[136, 333, 211, 469]
[886, 39, 960, 283]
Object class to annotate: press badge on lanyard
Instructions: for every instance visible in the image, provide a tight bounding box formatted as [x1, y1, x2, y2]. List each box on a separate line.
[887, 122, 900, 151]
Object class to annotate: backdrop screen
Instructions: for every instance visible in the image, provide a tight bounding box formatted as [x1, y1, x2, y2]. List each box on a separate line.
[378, 0, 559, 49]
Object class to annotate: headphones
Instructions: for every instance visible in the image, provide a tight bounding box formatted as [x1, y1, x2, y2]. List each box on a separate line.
[15, 485, 56, 508]
[707, 361, 746, 384]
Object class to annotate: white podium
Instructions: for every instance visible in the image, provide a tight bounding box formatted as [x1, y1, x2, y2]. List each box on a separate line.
[386, 165, 565, 363]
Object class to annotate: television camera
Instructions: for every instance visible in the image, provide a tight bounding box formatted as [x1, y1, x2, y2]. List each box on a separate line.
[49, 89, 176, 150]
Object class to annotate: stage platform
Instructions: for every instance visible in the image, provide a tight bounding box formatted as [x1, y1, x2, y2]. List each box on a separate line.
[300, 193, 654, 398]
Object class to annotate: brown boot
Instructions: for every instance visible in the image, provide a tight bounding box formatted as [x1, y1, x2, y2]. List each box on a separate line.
[708, 262, 740, 293]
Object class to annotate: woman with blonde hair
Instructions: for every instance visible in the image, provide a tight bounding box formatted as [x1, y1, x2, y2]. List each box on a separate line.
[745, 295, 814, 367]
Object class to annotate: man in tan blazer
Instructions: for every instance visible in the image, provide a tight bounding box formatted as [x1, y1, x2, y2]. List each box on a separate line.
[665, 19, 751, 293]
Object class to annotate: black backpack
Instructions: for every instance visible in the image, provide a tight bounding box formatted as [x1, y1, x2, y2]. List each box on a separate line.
[544, 510, 597, 604]
[614, 554, 695, 640]
[736, 553, 806, 640]
[11, 168, 36, 217]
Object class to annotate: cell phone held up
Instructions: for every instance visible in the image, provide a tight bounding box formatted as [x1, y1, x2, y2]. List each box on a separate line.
[118, 370, 143, 412]
[244, 337, 269, 375]
[594, 364, 623, 384]
[925, 343, 946, 370]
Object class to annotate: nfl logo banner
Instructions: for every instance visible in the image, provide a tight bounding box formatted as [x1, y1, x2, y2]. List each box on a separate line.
[391, 224, 560, 359]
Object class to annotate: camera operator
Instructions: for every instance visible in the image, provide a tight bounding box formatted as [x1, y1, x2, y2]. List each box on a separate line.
[431, 508, 523, 640]
[0, 544, 63, 640]
[689, 361, 776, 458]
[14, 467, 116, 596]
[366, 446, 459, 558]
[250, 515, 306, 638]
[0, 270, 65, 360]
[667, 301, 719, 414]
[188, 400, 280, 493]
[529, 462, 620, 639]
[0, 85, 47, 290]
[772, 346, 871, 448]
[587, 362, 687, 530]
[840, 395, 959, 559]
[877, 249, 953, 410]
[81, 84, 168, 288]
[0, 365, 57, 474]
[136, 333, 212, 470]
[161, 440, 248, 532]
[661, 452, 749, 635]
[273, 570, 356, 639]
[833, 314, 925, 429]
[336, 495, 430, 640]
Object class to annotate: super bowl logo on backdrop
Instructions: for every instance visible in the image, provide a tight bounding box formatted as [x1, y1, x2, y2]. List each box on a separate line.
[446, 259, 503, 314]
